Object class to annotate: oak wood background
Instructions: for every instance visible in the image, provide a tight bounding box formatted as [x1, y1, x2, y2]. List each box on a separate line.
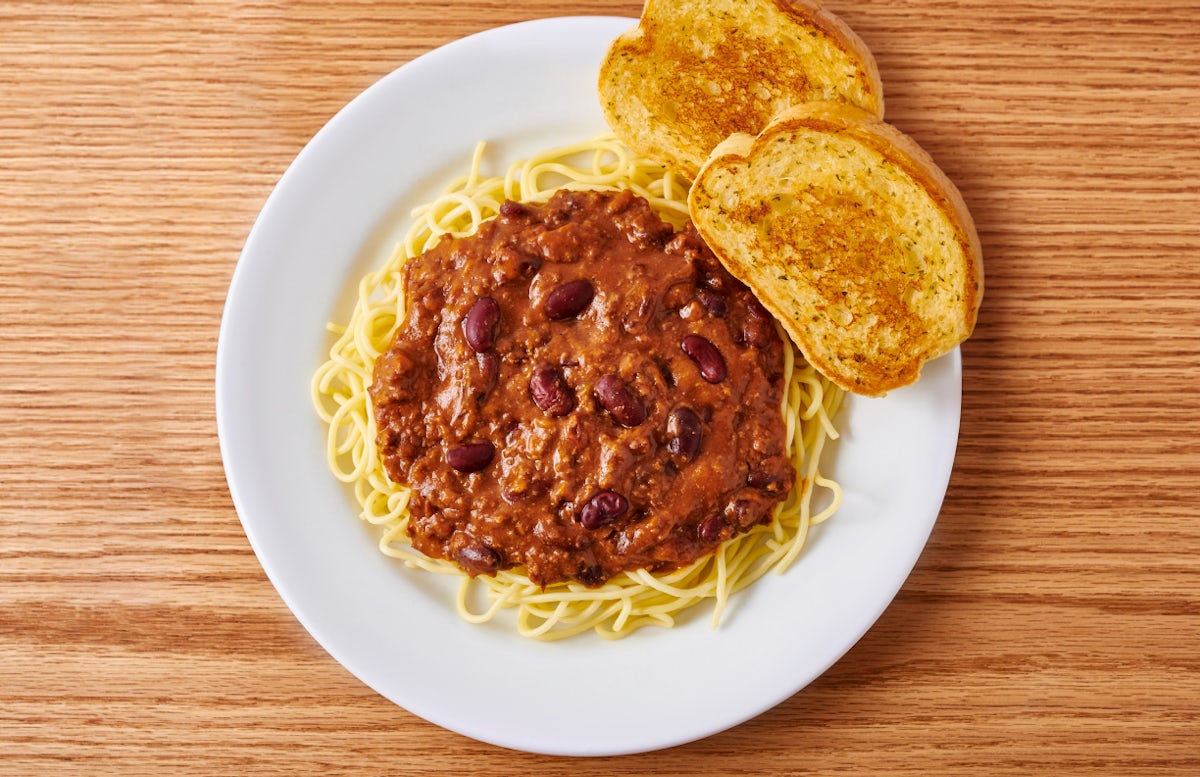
[2, 1, 1198, 773]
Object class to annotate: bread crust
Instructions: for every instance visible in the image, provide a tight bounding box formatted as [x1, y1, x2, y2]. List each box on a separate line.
[689, 102, 983, 396]
[599, 0, 884, 177]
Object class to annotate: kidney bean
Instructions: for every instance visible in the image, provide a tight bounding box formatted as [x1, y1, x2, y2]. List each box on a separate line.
[697, 515, 725, 544]
[747, 296, 771, 320]
[456, 543, 500, 575]
[742, 318, 772, 348]
[594, 374, 646, 427]
[530, 363, 574, 416]
[725, 497, 760, 529]
[463, 296, 500, 352]
[653, 357, 676, 388]
[517, 255, 542, 277]
[446, 441, 494, 473]
[742, 297, 774, 348]
[695, 288, 727, 317]
[544, 279, 595, 320]
[666, 407, 703, 461]
[477, 352, 499, 393]
[746, 467, 776, 489]
[578, 490, 629, 530]
[498, 200, 528, 219]
[747, 458, 791, 493]
[747, 468, 789, 495]
[681, 334, 727, 383]
[576, 564, 605, 587]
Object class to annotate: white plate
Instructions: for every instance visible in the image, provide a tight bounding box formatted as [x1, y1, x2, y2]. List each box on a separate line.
[216, 16, 961, 756]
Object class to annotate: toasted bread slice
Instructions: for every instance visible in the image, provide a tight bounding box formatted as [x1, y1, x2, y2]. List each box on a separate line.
[599, 0, 884, 177]
[688, 101, 983, 396]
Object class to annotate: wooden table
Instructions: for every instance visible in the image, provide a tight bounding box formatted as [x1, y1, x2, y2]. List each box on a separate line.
[3, 1, 1197, 773]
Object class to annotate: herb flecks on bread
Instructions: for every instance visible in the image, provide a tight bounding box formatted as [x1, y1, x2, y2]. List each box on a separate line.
[688, 102, 983, 396]
[599, 0, 883, 178]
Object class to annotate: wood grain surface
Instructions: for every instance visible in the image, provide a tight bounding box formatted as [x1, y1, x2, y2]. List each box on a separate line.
[2, 1, 1198, 774]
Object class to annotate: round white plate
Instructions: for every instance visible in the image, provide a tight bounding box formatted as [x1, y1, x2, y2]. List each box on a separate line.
[216, 16, 961, 756]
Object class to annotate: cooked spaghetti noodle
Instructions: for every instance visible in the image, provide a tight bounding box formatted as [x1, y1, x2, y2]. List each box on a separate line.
[311, 135, 844, 640]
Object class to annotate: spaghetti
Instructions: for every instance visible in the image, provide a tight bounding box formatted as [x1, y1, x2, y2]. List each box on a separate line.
[311, 135, 844, 640]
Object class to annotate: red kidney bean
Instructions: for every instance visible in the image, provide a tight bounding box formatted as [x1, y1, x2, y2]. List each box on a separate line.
[746, 467, 774, 489]
[697, 515, 725, 544]
[695, 288, 727, 317]
[498, 200, 528, 218]
[653, 357, 676, 388]
[517, 255, 542, 277]
[742, 297, 774, 347]
[530, 363, 574, 416]
[681, 334, 727, 383]
[575, 564, 605, 587]
[544, 279, 595, 320]
[446, 441, 494, 473]
[748, 457, 792, 493]
[594, 374, 646, 427]
[477, 352, 499, 393]
[456, 543, 500, 575]
[725, 498, 759, 529]
[578, 490, 629, 530]
[742, 318, 772, 348]
[666, 407, 703, 461]
[463, 296, 500, 352]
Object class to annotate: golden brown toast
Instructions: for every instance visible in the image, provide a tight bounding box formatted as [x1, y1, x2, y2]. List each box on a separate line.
[688, 101, 983, 396]
[599, 0, 884, 177]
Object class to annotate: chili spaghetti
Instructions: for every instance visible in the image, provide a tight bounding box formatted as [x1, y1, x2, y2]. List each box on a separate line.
[311, 135, 844, 640]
